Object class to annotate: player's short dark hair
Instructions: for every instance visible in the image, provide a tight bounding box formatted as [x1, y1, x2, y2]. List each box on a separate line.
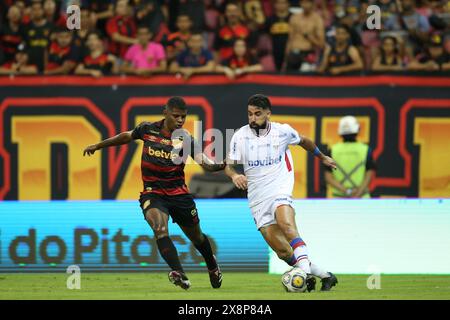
[247, 94, 271, 110]
[166, 96, 187, 111]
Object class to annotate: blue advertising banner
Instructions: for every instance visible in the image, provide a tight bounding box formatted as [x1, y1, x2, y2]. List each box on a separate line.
[0, 199, 268, 272]
[1, 199, 449, 274]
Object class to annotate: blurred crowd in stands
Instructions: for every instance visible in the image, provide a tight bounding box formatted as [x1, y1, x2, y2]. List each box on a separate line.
[1, 0, 449, 78]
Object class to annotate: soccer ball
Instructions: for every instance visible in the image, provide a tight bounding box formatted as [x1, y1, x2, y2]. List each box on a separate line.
[281, 267, 308, 292]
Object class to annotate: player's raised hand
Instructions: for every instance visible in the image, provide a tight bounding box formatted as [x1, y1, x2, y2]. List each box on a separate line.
[232, 174, 248, 190]
[322, 155, 337, 170]
[83, 144, 99, 156]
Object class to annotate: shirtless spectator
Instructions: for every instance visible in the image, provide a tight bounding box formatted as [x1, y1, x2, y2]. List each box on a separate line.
[284, 0, 325, 72]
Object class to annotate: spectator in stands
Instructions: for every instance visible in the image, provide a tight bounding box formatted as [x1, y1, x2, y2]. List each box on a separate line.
[216, 38, 262, 79]
[0, 0, 8, 24]
[371, 36, 404, 72]
[168, 0, 205, 32]
[164, 13, 192, 64]
[265, 0, 292, 71]
[284, 0, 325, 72]
[336, 0, 368, 25]
[106, 0, 137, 60]
[44, 27, 79, 75]
[313, 0, 333, 27]
[213, 2, 257, 62]
[384, 0, 431, 57]
[375, 0, 397, 27]
[87, 0, 114, 36]
[0, 42, 38, 75]
[318, 24, 363, 75]
[0, 5, 24, 64]
[75, 31, 119, 77]
[121, 25, 167, 76]
[13, 0, 28, 24]
[427, 0, 450, 32]
[336, 14, 362, 48]
[408, 33, 450, 71]
[23, 0, 54, 72]
[73, 7, 97, 58]
[43, 0, 65, 27]
[170, 32, 215, 79]
[134, 0, 169, 43]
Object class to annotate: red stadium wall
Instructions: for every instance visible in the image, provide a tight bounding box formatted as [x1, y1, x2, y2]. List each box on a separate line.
[1, 75, 450, 199]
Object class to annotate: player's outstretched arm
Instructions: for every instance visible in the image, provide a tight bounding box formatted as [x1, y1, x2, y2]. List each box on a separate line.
[83, 131, 134, 156]
[193, 153, 226, 172]
[298, 135, 337, 170]
[224, 159, 247, 190]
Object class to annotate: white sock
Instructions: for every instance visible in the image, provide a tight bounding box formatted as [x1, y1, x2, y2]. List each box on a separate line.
[310, 262, 330, 279]
[290, 238, 311, 274]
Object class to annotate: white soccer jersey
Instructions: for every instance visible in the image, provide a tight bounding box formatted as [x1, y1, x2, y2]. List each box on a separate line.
[228, 122, 302, 208]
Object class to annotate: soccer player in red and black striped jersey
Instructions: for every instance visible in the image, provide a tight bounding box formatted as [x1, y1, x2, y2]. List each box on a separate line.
[83, 97, 224, 290]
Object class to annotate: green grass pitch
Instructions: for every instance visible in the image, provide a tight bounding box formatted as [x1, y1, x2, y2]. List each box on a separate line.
[1, 273, 449, 300]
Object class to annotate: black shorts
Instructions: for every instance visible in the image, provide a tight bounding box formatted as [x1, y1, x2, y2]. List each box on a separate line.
[139, 193, 199, 227]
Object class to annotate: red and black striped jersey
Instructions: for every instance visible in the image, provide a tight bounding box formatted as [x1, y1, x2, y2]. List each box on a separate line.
[131, 120, 201, 196]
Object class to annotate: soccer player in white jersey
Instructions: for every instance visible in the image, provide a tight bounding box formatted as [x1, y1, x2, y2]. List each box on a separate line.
[225, 94, 338, 291]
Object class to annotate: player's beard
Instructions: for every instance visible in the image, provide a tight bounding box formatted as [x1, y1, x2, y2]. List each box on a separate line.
[250, 120, 268, 136]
